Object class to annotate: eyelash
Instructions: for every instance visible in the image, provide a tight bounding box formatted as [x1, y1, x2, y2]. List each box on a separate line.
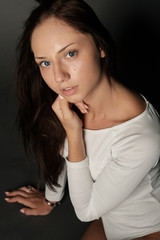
[66, 50, 77, 58]
[39, 61, 51, 68]
[38, 50, 77, 68]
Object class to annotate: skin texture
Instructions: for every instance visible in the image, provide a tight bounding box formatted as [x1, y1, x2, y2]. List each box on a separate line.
[5, 16, 158, 240]
[5, 186, 53, 216]
[5, 17, 105, 214]
[31, 18, 106, 106]
[81, 219, 107, 240]
[5, 16, 146, 213]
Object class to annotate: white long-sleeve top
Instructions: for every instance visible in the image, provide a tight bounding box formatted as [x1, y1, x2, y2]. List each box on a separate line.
[45, 97, 160, 240]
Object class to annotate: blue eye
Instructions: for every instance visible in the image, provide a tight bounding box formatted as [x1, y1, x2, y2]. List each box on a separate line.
[66, 51, 77, 58]
[40, 61, 51, 67]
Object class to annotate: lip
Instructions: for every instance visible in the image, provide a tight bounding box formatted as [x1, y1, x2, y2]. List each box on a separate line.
[61, 86, 78, 96]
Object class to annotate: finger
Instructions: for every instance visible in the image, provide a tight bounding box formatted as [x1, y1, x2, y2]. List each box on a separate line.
[58, 95, 73, 118]
[18, 186, 29, 192]
[20, 186, 40, 193]
[52, 95, 73, 121]
[52, 96, 63, 118]
[75, 101, 89, 114]
[19, 186, 33, 192]
[20, 207, 50, 216]
[20, 208, 39, 216]
[5, 196, 34, 208]
[27, 186, 39, 192]
[5, 186, 35, 196]
[5, 189, 29, 198]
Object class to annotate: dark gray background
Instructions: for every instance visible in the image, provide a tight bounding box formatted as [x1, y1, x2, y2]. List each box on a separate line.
[0, 0, 160, 239]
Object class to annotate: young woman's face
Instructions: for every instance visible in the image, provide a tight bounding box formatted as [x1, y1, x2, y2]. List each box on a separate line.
[31, 17, 105, 104]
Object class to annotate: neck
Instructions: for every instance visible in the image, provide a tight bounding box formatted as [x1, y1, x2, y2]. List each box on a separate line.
[84, 77, 119, 118]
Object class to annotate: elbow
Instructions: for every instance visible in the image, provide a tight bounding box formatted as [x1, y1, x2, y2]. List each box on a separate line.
[74, 207, 99, 222]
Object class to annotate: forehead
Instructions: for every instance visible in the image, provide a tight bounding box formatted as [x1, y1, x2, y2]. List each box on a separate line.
[31, 17, 93, 52]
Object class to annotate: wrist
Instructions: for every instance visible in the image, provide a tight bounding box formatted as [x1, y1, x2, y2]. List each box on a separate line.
[67, 134, 86, 162]
[67, 128, 83, 141]
[45, 198, 60, 208]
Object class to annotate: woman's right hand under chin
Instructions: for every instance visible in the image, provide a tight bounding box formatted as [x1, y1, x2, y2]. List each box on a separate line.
[52, 95, 89, 136]
[5, 186, 54, 216]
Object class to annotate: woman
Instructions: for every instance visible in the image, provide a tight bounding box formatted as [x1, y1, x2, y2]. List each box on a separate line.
[5, 0, 160, 239]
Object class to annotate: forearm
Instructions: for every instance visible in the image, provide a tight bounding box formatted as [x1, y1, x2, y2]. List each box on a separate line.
[45, 162, 67, 201]
[67, 131, 86, 163]
[66, 157, 96, 221]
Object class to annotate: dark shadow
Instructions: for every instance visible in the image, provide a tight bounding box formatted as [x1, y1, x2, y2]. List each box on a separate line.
[117, 13, 160, 113]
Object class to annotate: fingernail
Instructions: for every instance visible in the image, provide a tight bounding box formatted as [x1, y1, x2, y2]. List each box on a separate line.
[20, 209, 25, 213]
[84, 105, 89, 109]
[5, 198, 9, 201]
[59, 95, 64, 99]
[5, 192, 9, 195]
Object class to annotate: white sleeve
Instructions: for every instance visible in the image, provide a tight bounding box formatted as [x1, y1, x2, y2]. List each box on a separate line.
[45, 162, 67, 202]
[66, 132, 160, 222]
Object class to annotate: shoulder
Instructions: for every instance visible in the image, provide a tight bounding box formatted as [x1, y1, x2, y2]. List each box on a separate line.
[121, 91, 147, 121]
[112, 102, 160, 166]
[126, 92, 146, 118]
[112, 88, 160, 155]
[111, 79, 147, 124]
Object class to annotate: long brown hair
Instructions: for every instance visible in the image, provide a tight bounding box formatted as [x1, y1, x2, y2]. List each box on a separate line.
[16, 0, 117, 190]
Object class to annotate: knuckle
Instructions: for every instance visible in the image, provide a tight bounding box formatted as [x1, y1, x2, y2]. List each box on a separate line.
[9, 197, 16, 202]
[8, 191, 15, 196]
[62, 115, 70, 121]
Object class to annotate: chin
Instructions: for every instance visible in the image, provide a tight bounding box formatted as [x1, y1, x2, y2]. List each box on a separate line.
[66, 95, 82, 104]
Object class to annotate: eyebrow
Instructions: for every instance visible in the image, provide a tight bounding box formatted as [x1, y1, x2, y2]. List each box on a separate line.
[35, 42, 77, 59]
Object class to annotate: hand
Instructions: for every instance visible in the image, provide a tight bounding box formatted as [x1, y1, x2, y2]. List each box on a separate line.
[5, 186, 54, 216]
[52, 95, 86, 162]
[74, 100, 89, 115]
[52, 95, 88, 136]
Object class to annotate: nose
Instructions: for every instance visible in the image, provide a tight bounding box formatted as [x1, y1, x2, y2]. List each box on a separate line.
[53, 63, 70, 83]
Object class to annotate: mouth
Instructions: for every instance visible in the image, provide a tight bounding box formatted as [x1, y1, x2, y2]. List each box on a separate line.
[61, 86, 78, 96]
[63, 87, 73, 91]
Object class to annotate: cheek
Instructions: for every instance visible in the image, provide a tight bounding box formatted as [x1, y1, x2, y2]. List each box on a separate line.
[77, 54, 101, 80]
[40, 69, 50, 82]
[40, 70, 58, 92]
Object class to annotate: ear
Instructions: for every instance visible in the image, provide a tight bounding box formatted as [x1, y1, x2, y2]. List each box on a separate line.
[99, 47, 105, 58]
